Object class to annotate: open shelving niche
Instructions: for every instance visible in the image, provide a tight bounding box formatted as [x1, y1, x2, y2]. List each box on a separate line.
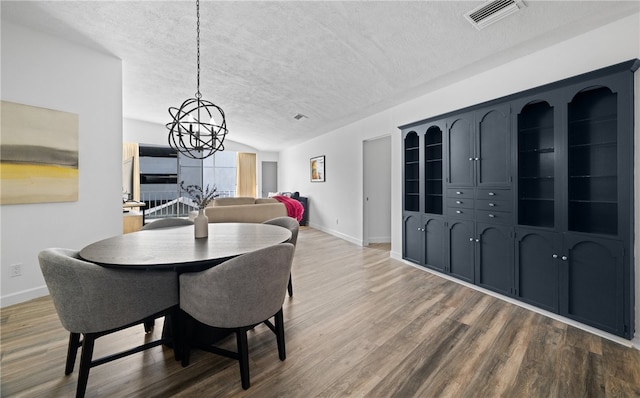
[517, 100, 555, 228]
[425, 126, 443, 215]
[404, 132, 420, 212]
[567, 86, 618, 236]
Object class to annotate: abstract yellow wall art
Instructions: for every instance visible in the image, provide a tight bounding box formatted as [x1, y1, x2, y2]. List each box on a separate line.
[1, 101, 79, 205]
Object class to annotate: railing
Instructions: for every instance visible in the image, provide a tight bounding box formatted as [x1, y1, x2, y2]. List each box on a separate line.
[140, 190, 236, 219]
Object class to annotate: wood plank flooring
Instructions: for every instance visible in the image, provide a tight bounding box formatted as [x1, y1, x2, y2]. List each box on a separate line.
[2, 227, 639, 397]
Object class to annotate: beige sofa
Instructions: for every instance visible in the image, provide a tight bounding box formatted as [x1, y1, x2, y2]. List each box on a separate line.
[201, 197, 287, 223]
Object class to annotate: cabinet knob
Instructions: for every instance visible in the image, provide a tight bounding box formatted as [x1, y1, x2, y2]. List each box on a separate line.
[552, 254, 558, 259]
[469, 238, 474, 242]
[489, 203, 495, 207]
[475, 238, 480, 242]
[474, 157, 479, 161]
[417, 227, 421, 231]
[488, 214, 495, 218]
[456, 200, 462, 204]
[456, 191, 462, 195]
[488, 192, 496, 196]
[562, 256, 568, 261]
[421, 228, 425, 232]
[456, 210, 463, 214]
[469, 157, 473, 161]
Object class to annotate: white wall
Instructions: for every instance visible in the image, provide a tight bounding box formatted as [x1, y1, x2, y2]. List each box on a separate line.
[1, 22, 123, 306]
[279, 13, 640, 345]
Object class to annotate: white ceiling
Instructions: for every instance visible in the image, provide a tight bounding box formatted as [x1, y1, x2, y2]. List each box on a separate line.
[2, 1, 638, 152]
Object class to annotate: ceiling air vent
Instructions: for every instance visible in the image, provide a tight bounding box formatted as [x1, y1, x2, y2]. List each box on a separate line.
[464, 0, 526, 30]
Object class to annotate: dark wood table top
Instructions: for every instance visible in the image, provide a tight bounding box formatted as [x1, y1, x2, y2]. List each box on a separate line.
[79, 222, 291, 271]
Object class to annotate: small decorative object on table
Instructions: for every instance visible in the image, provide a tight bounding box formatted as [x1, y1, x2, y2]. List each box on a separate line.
[180, 181, 219, 239]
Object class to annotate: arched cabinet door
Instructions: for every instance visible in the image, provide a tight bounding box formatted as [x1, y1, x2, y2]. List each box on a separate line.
[476, 223, 513, 296]
[475, 104, 511, 187]
[560, 234, 625, 337]
[514, 228, 560, 312]
[446, 113, 474, 187]
[403, 213, 423, 265]
[423, 216, 445, 272]
[446, 219, 475, 283]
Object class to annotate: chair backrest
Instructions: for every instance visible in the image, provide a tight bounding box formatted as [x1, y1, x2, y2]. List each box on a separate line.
[141, 218, 194, 230]
[38, 248, 178, 334]
[263, 216, 299, 246]
[179, 243, 295, 328]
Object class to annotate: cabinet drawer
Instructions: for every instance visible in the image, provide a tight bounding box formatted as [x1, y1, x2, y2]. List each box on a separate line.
[448, 208, 474, 220]
[448, 188, 474, 199]
[475, 199, 512, 212]
[447, 197, 474, 209]
[476, 189, 512, 200]
[476, 209, 513, 225]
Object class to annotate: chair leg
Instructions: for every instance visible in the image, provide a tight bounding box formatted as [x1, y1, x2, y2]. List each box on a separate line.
[274, 309, 286, 361]
[236, 328, 250, 390]
[143, 317, 155, 334]
[65, 333, 81, 375]
[181, 316, 193, 367]
[287, 273, 293, 297]
[171, 308, 182, 361]
[76, 334, 96, 398]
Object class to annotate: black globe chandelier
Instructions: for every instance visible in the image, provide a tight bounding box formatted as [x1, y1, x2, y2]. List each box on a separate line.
[166, 0, 227, 159]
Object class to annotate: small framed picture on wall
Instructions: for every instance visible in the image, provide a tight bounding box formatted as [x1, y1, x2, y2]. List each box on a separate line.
[310, 155, 325, 182]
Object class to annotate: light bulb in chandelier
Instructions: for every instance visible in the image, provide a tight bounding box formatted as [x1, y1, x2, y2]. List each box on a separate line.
[186, 115, 196, 133]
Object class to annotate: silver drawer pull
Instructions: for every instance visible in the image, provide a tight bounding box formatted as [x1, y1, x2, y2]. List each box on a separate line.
[469, 238, 474, 242]
[488, 192, 495, 196]
[469, 157, 473, 161]
[456, 201, 462, 204]
[474, 157, 479, 161]
[562, 256, 568, 261]
[456, 191, 462, 195]
[488, 214, 495, 218]
[552, 254, 558, 259]
[489, 203, 495, 207]
[456, 210, 463, 214]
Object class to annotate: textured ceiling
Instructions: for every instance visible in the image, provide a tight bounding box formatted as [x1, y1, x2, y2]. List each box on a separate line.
[2, 1, 638, 151]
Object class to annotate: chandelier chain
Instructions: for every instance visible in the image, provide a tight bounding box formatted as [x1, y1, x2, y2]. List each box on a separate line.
[196, 0, 201, 99]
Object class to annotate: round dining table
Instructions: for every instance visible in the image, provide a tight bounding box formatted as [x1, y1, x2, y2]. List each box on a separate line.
[79, 222, 292, 272]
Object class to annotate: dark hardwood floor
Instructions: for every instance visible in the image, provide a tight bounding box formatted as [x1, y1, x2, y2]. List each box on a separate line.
[2, 227, 639, 397]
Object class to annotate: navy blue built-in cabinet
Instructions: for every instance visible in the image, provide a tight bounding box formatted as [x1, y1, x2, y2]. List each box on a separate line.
[401, 60, 639, 339]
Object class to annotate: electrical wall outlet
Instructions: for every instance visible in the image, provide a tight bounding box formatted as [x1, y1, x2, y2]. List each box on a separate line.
[10, 263, 22, 277]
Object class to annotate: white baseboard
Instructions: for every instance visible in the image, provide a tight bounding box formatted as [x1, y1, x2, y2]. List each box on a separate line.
[1, 285, 49, 308]
[366, 236, 391, 244]
[308, 222, 363, 246]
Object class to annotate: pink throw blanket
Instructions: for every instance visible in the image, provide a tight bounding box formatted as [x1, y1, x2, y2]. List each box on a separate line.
[273, 196, 304, 222]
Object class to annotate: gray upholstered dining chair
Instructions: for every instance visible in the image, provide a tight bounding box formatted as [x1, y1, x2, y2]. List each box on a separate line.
[38, 248, 179, 398]
[179, 243, 295, 390]
[263, 216, 299, 297]
[141, 217, 194, 230]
